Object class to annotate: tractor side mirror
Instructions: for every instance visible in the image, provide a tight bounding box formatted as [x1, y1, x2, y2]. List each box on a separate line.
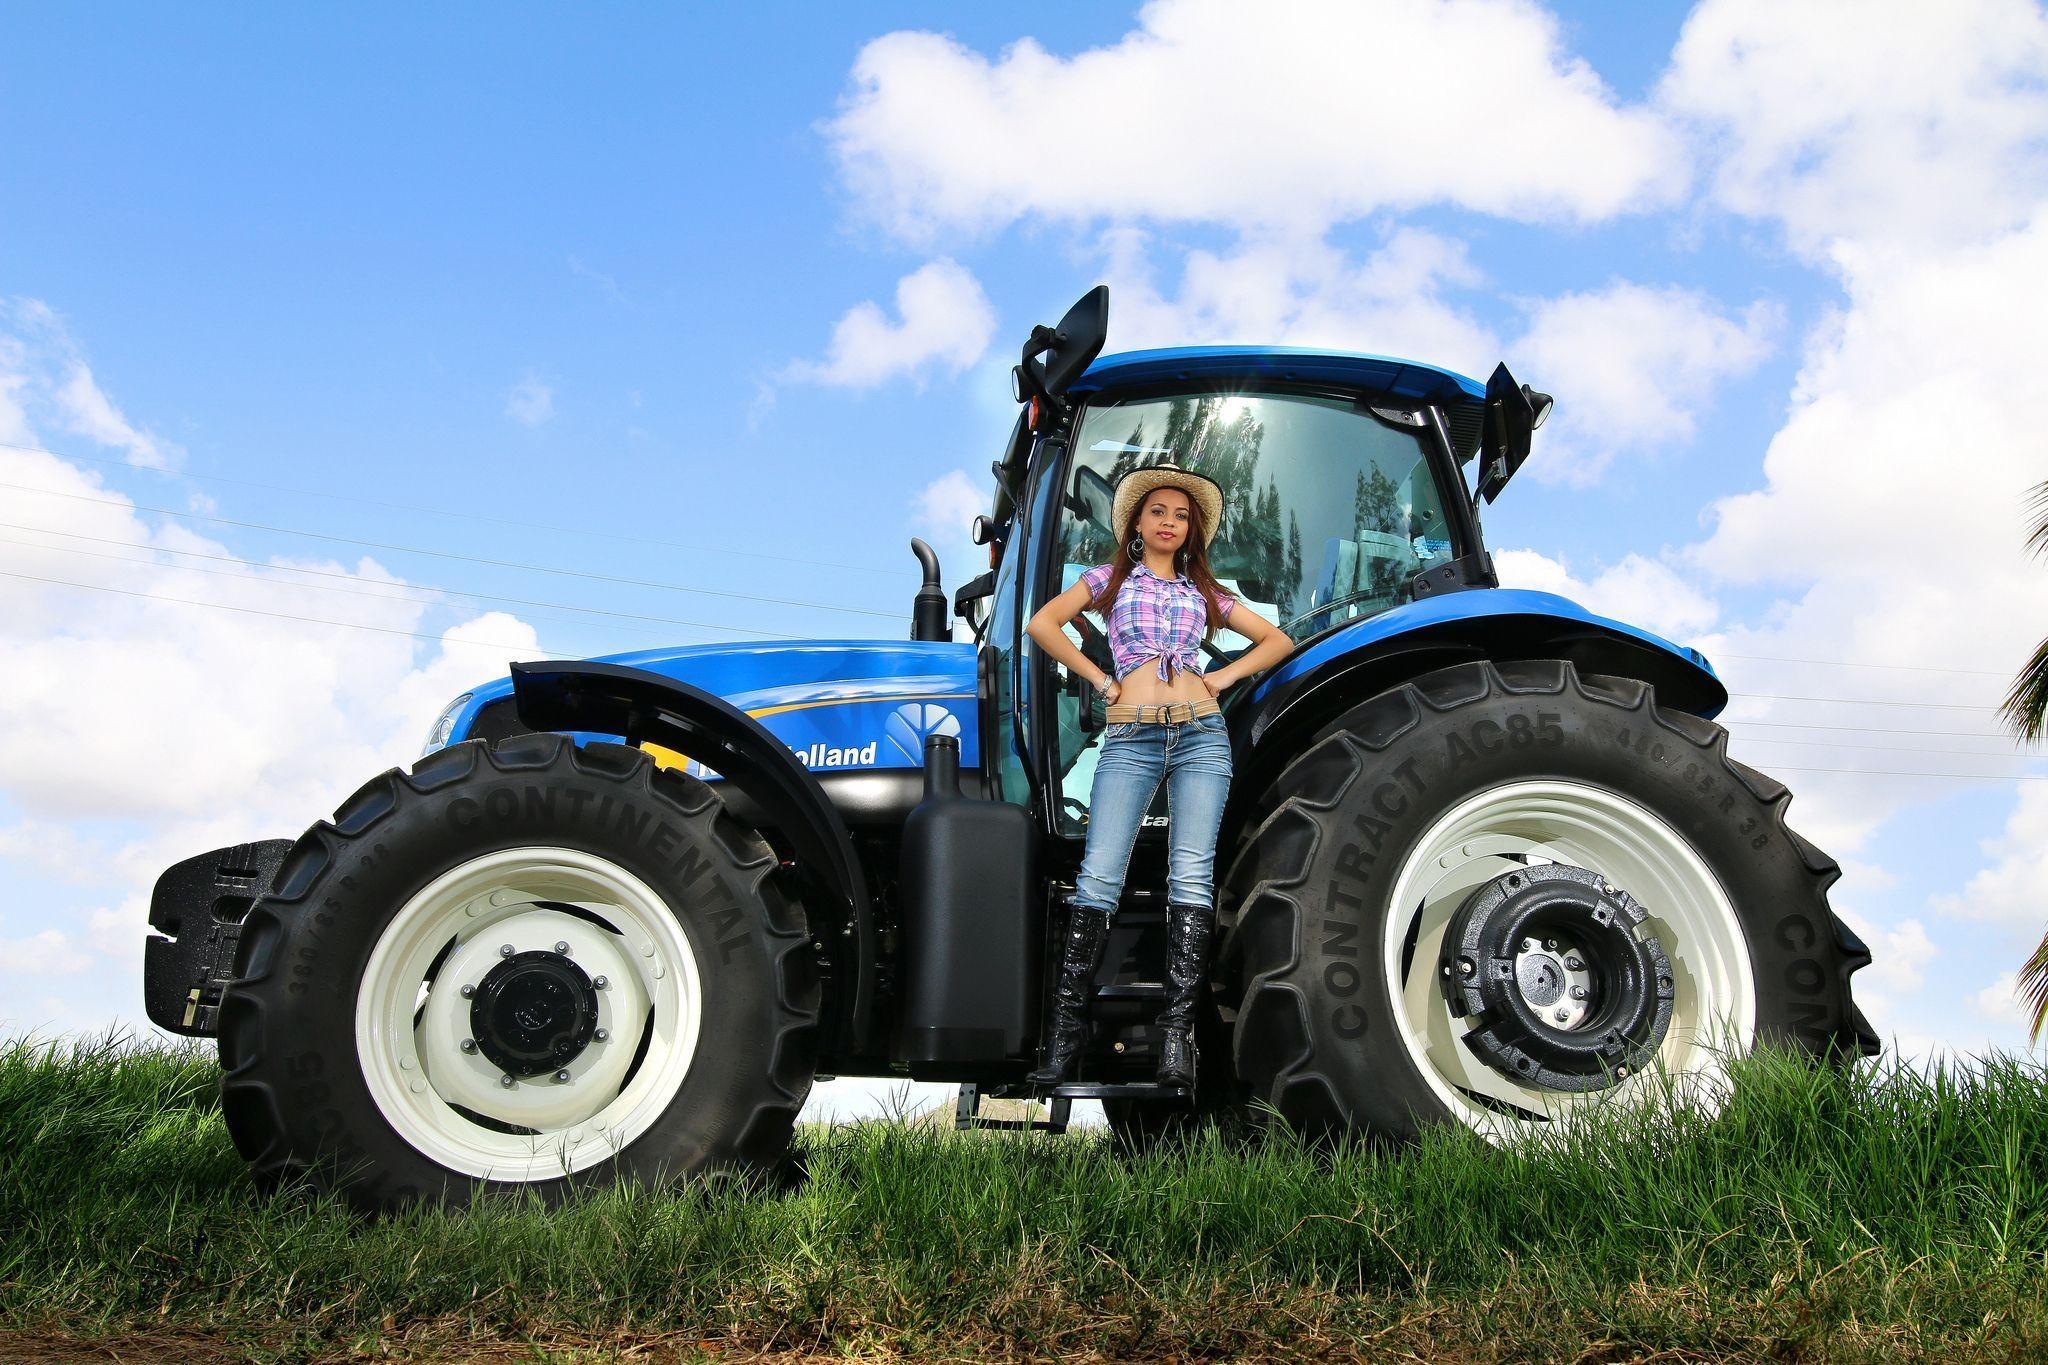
[1476, 363, 1553, 504]
[1017, 285, 1110, 407]
[954, 571, 995, 643]
[1067, 466, 1116, 534]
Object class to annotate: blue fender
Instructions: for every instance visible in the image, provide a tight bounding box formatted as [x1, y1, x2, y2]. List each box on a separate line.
[512, 660, 875, 1052]
[1238, 588, 1725, 754]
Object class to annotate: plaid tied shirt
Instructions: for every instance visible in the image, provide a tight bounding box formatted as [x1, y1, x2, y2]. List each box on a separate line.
[1080, 562, 1236, 683]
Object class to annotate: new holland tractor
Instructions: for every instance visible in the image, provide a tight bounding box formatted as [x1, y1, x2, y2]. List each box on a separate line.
[143, 287, 1879, 1209]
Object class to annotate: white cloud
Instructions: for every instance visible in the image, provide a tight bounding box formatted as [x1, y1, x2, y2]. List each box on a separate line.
[1495, 547, 1720, 642]
[1665, 212, 2048, 863]
[505, 371, 556, 426]
[1936, 784, 2048, 935]
[829, 0, 1686, 241]
[1662, 0, 2048, 254]
[1973, 971, 2033, 1029]
[0, 927, 93, 976]
[786, 259, 995, 389]
[0, 310, 541, 1029]
[1100, 227, 1497, 374]
[0, 299, 179, 469]
[1513, 282, 1779, 485]
[1833, 907, 1937, 1035]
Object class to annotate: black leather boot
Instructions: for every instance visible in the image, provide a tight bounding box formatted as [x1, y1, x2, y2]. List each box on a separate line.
[1156, 902, 1214, 1086]
[1027, 900, 1112, 1086]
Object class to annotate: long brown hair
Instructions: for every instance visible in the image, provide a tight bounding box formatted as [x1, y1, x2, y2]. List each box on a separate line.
[1086, 486, 1232, 633]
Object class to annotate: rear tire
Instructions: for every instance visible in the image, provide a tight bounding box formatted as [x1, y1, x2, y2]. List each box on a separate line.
[216, 734, 818, 1210]
[1222, 659, 1877, 1144]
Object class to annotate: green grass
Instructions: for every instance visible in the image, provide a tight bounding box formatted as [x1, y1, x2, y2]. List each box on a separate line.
[1, 1035, 2044, 1362]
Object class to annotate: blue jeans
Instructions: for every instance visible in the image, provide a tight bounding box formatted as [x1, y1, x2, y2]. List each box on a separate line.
[1073, 713, 1233, 914]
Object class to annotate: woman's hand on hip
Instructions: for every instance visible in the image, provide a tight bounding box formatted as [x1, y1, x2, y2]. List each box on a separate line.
[1100, 677, 1122, 704]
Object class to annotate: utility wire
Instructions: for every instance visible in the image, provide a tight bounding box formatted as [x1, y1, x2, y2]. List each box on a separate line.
[0, 439, 903, 578]
[1754, 764, 2048, 783]
[0, 523, 811, 641]
[1728, 691, 2003, 712]
[1714, 651, 2012, 679]
[1727, 718, 2029, 741]
[1735, 734, 2041, 760]
[0, 568, 565, 654]
[0, 480, 902, 621]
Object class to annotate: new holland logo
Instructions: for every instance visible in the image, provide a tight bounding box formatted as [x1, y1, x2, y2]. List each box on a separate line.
[787, 702, 960, 769]
[882, 701, 960, 764]
[790, 739, 878, 769]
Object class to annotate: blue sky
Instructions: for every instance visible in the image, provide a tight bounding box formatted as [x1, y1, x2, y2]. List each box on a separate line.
[3, 2, 2046, 1116]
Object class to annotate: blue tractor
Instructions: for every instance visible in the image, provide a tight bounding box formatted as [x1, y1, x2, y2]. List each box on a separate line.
[143, 288, 1878, 1208]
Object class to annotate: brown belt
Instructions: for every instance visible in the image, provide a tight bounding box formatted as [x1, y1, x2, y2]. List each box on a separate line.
[1104, 697, 1221, 725]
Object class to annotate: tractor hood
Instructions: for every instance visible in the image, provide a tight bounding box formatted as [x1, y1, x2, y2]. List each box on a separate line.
[441, 639, 981, 773]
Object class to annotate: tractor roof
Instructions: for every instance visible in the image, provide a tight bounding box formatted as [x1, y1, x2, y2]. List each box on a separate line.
[1070, 346, 1486, 407]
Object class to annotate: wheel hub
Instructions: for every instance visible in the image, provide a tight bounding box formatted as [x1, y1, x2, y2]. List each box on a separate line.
[469, 949, 600, 1078]
[1439, 863, 1674, 1092]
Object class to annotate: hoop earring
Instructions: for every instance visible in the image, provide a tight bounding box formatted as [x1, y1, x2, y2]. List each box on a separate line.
[1128, 535, 1145, 564]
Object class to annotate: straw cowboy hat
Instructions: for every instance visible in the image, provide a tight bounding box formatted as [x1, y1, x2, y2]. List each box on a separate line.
[1111, 463, 1225, 547]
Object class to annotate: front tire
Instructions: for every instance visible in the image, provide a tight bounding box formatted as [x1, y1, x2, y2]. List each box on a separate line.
[217, 734, 818, 1210]
[1223, 659, 1877, 1144]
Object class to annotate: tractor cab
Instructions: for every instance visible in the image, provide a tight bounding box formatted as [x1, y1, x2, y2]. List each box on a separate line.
[963, 291, 1546, 843]
[939, 290, 1559, 1107]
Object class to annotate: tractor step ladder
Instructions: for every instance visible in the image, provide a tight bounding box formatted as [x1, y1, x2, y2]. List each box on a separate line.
[953, 1080, 1190, 1134]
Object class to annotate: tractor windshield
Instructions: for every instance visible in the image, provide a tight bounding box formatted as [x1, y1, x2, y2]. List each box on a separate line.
[1046, 390, 1458, 833]
[1056, 390, 1455, 656]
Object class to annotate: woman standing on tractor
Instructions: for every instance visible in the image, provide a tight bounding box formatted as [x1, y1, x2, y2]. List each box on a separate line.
[1024, 463, 1294, 1087]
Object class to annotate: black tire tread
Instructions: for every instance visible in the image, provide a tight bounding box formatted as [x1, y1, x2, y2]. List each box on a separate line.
[1220, 659, 1879, 1139]
[218, 735, 817, 1203]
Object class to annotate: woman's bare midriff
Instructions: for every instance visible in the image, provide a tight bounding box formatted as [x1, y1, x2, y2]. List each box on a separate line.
[1114, 655, 1215, 706]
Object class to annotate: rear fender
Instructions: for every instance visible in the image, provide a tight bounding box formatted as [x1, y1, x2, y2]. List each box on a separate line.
[513, 660, 875, 1051]
[1231, 590, 1726, 816]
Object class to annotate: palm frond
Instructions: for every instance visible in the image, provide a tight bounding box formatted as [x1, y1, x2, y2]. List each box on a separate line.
[2002, 480, 2048, 742]
[2019, 930, 2048, 1044]
[2000, 636, 2048, 743]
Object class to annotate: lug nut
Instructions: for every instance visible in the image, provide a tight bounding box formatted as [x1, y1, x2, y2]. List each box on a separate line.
[1543, 938, 1559, 952]
[555, 941, 571, 955]
[593, 975, 609, 990]
[460, 984, 476, 999]
[1616, 1065, 1630, 1079]
[1570, 986, 1589, 1001]
[499, 943, 515, 958]
[1555, 1009, 1570, 1023]
[594, 1028, 609, 1042]
[554, 1069, 571, 1083]
[460, 1039, 478, 1054]
[499, 1074, 515, 1088]
[1565, 958, 1585, 971]
[1458, 958, 1475, 977]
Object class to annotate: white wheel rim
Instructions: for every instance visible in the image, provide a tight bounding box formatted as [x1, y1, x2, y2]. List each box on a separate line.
[355, 847, 704, 1181]
[1384, 780, 1756, 1142]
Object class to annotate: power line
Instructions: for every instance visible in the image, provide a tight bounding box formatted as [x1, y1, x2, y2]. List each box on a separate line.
[0, 568, 565, 654]
[0, 523, 812, 641]
[1715, 652, 2013, 679]
[1724, 718, 2022, 741]
[1736, 734, 2040, 760]
[0, 480, 903, 621]
[1729, 691, 2003, 712]
[1755, 763, 2048, 784]
[0, 438, 904, 578]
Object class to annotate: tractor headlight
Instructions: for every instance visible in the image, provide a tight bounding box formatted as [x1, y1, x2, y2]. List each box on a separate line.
[422, 693, 472, 755]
